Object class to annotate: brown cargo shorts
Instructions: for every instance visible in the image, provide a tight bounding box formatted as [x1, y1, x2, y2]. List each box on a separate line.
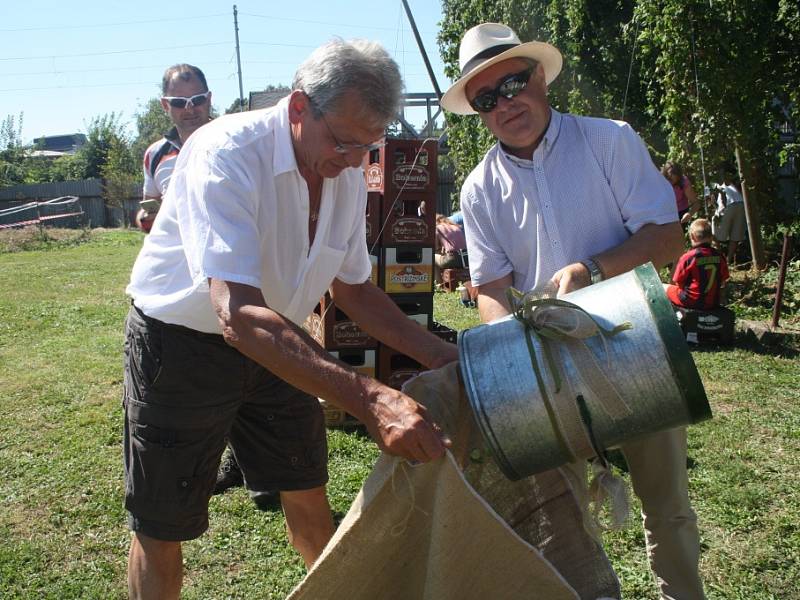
[122, 305, 328, 541]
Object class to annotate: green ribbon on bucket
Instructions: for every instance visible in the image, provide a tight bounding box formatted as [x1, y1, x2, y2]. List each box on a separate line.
[506, 287, 634, 529]
[505, 287, 634, 460]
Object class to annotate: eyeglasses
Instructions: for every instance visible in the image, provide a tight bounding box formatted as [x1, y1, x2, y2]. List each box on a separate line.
[162, 91, 211, 109]
[305, 95, 385, 154]
[469, 68, 534, 113]
[319, 112, 386, 154]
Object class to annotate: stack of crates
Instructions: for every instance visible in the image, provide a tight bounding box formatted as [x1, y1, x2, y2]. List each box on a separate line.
[306, 137, 456, 427]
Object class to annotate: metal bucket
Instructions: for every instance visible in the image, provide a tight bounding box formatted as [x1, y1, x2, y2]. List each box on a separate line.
[458, 263, 711, 481]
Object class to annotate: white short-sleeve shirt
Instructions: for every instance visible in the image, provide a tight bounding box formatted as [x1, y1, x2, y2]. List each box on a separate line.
[461, 109, 677, 293]
[127, 98, 371, 333]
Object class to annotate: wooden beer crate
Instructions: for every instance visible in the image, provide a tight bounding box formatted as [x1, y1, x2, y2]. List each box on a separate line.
[382, 247, 434, 295]
[304, 295, 377, 350]
[318, 399, 361, 428]
[441, 267, 471, 292]
[376, 344, 425, 391]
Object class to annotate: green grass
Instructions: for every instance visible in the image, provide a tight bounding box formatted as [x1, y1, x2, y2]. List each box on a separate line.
[1, 228, 798, 599]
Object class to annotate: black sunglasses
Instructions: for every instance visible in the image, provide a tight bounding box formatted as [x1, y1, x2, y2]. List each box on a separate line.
[162, 91, 211, 109]
[469, 68, 534, 113]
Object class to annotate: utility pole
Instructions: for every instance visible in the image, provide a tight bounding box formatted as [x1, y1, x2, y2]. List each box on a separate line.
[735, 145, 766, 270]
[400, 0, 447, 137]
[400, 0, 443, 101]
[233, 5, 245, 111]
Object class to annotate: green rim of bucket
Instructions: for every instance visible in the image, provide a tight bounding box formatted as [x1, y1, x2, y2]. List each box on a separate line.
[633, 263, 712, 423]
[457, 328, 523, 481]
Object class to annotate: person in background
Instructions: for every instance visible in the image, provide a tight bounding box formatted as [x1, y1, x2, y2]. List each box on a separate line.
[712, 169, 747, 266]
[448, 209, 465, 229]
[135, 64, 212, 233]
[662, 161, 698, 228]
[124, 39, 457, 599]
[665, 218, 729, 310]
[435, 213, 468, 271]
[440, 22, 702, 600]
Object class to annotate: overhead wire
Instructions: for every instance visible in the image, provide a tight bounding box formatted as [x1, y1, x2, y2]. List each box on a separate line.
[239, 11, 437, 36]
[0, 42, 230, 62]
[0, 14, 227, 33]
[1, 7, 438, 133]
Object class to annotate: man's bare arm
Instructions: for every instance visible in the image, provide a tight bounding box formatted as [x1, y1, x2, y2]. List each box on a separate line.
[330, 279, 458, 369]
[552, 222, 684, 296]
[209, 278, 448, 462]
[475, 273, 514, 324]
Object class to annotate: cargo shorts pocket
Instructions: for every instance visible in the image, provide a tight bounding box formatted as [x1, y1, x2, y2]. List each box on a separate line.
[265, 399, 327, 474]
[124, 318, 163, 398]
[123, 399, 224, 525]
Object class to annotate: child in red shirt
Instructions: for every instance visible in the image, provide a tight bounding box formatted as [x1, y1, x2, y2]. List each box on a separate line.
[666, 218, 729, 310]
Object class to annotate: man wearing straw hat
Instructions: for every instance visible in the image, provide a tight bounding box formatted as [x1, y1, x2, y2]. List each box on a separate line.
[441, 22, 702, 600]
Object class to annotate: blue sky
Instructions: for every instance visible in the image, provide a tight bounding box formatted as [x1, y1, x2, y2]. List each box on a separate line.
[0, 1, 449, 143]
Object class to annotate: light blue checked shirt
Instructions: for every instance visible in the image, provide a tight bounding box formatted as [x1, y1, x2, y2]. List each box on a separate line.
[461, 109, 677, 293]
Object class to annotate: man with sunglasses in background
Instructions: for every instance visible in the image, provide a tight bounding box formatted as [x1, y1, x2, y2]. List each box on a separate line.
[441, 23, 702, 600]
[124, 39, 457, 599]
[135, 64, 212, 233]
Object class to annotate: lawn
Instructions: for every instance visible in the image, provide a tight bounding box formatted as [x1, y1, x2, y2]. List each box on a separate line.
[0, 228, 798, 599]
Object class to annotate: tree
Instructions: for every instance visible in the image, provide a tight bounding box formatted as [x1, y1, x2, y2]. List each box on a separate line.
[132, 98, 172, 166]
[101, 134, 138, 209]
[226, 97, 248, 114]
[0, 113, 27, 187]
[631, 0, 799, 264]
[75, 113, 134, 180]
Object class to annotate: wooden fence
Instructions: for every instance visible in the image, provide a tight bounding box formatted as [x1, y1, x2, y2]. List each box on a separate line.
[0, 179, 141, 228]
[0, 159, 458, 230]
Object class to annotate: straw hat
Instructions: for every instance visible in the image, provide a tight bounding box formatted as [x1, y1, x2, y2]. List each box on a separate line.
[440, 23, 563, 115]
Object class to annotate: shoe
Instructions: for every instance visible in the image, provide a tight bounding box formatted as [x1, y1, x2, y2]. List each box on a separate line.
[250, 489, 281, 511]
[213, 451, 244, 494]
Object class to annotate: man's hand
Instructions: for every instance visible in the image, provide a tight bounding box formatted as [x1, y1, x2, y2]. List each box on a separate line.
[362, 383, 451, 463]
[209, 278, 449, 463]
[550, 262, 592, 296]
[423, 340, 459, 370]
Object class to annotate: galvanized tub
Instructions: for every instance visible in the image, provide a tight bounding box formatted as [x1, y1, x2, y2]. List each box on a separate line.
[458, 263, 711, 481]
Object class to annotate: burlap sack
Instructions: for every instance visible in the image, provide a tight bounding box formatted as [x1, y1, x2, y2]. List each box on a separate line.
[287, 450, 578, 599]
[406, 363, 620, 599]
[287, 363, 619, 600]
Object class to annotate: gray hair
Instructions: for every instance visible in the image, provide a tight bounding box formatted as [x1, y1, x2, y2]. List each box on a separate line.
[292, 38, 403, 129]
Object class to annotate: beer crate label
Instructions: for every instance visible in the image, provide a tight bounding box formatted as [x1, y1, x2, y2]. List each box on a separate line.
[391, 217, 428, 243]
[366, 164, 383, 190]
[386, 265, 432, 293]
[392, 164, 429, 191]
[388, 368, 421, 390]
[332, 322, 372, 346]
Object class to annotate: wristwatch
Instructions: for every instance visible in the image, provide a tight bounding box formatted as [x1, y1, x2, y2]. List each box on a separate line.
[581, 257, 604, 285]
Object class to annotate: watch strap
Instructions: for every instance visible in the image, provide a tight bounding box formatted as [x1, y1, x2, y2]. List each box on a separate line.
[581, 257, 604, 284]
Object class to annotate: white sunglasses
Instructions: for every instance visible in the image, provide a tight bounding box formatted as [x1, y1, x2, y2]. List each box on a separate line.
[162, 91, 211, 109]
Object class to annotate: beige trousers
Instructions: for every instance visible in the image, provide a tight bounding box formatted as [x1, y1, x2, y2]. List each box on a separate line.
[622, 427, 705, 600]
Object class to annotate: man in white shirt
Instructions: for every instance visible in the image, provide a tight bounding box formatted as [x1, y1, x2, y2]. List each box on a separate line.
[712, 169, 747, 265]
[124, 39, 457, 599]
[440, 23, 702, 600]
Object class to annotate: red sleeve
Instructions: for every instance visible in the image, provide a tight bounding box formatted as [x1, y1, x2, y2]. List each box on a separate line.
[672, 252, 692, 286]
[720, 255, 730, 283]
